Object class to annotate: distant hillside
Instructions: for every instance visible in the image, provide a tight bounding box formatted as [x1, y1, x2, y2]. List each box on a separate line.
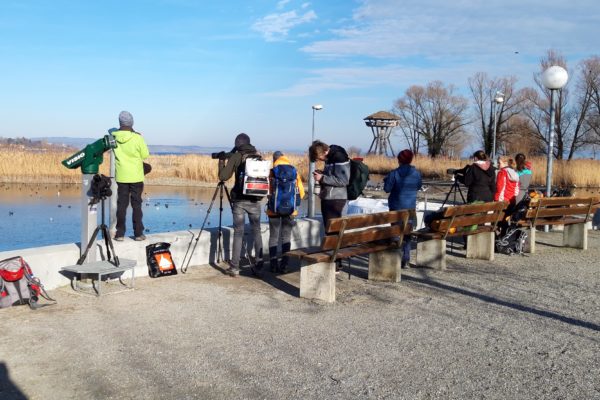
[0, 136, 72, 151]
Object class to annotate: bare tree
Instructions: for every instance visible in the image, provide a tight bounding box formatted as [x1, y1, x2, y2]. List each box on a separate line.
[394, 81, 470, 158]
[521, 50, 594, 160]
[583, 56, 600, 146]
[468, 72, 524, 155]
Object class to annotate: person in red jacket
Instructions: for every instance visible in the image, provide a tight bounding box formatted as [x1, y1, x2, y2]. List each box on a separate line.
[494, 156, 520, 204]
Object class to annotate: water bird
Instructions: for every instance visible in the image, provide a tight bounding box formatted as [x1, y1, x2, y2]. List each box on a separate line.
[165, 204, 169, 208]
[8, 211, 14, 216]
[145, 228, 150, 233]
[57, 191, 61, 197]
[49, 217, 53, 222]
[188, 224, 192, 228]
[58, 204, 62, 208]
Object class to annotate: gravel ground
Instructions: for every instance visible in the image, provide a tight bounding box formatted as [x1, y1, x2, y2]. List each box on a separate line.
[1, 230, 599, 400]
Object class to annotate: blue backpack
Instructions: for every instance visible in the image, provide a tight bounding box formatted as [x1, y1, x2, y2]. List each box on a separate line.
[268, 164, 300, 216]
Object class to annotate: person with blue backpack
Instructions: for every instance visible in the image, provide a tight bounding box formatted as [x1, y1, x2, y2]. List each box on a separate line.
[267, 151, 305, 273]
[383, 149, 422, 268]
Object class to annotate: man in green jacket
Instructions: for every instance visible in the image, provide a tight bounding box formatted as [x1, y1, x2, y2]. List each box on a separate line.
[112, 111, 150, 241]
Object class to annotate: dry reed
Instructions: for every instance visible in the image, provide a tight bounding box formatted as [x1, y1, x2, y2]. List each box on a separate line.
[1, 149, 599, 188]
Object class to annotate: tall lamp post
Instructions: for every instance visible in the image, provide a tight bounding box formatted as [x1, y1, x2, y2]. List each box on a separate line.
[308, 104, 323, 218]
[491, 91, 504, 165]
[541, 66, 568, 233]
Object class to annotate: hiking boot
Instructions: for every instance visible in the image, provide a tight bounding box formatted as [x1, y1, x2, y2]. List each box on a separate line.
[269, 258, 279, 273]
[225, 265, 240, 277]
[401, 260, 410, 269]
[113, 236, 124, 242]
[277, 257, 289, 274]
[335, 260, 343, 274]
[134, 235, 146, 241]
[251, 261, 264, 278]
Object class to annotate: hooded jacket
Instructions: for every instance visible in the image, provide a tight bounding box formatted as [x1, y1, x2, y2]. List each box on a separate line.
[495, 167, 520, 203]
[459, 160, 496, 203]
[319, 145, 350, 200]
[383, 164, 422, 211]
[218, 143, 260, 201]
[112, 129, 150, 183]
[266, 155, 305, 217]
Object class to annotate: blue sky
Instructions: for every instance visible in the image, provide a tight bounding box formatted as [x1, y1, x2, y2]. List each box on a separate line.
[0, 0, 598, 153]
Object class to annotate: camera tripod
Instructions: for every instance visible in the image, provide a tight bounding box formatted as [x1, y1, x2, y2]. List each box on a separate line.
[181, 181, 231, 273]
[441, 177, 466, 207]
[77, 196, 120, 267]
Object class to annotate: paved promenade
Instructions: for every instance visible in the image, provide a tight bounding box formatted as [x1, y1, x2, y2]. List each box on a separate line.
[1, 230, 599, 399]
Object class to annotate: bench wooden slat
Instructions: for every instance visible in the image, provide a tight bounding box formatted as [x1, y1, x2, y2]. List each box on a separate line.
[525, 217, 587, 226]
[441, 201, 507, 217]
[326, 210, 411, 233]
[532, 197, 600, 207]
[302, 242, 398, 263]
[286, 246, 323, 259]
[413, 225, 494, 240]
[430, 212, 504, 232]
[321, 224, 404, 251]
[525, 204, 600, 219]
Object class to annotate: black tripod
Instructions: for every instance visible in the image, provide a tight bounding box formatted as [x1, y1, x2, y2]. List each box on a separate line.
[181, 181, 231, 273]
[441, 176, 466, 207]
[77, 196, 120, 266]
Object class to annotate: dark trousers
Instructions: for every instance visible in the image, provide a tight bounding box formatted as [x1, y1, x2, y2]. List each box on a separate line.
[231, 200, 263, 267]
[268, 215, 294, 266]
[116, 182, 145, 237]
[321, 199, 347, 231]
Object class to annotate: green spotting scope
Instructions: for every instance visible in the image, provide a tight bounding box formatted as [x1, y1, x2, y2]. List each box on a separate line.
[62, 135, 117, 174]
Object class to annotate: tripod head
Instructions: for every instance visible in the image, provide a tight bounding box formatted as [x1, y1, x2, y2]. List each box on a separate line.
[89, 174, 112, 205]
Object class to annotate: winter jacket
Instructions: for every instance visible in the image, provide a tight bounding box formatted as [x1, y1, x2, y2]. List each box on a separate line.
[516, 168, 532, 204]
[384, 164, 422, 211]
[457, 160, 496, 203]
[266, 155, 305, 217]
[495, 167, 520, 203]
[112, 129, 150, 183]
[218, 143, 261, 202]
[319, 145, 350, 200]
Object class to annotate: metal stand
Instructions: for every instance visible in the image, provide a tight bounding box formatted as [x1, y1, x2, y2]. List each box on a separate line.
[182, 181, 231, 272]
[441, 179, 466, 207]
[77, 198, 119, 266]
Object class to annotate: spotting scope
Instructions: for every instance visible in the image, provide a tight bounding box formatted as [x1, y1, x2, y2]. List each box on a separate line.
[62, 135, 117, 174]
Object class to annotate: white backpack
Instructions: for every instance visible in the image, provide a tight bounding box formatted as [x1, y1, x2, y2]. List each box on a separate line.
[242, 156, 271, 197]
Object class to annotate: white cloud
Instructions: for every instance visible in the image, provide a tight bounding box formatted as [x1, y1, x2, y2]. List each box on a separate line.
[252, 6, 317, 42]
[301, 0, 599, 59]
[276, 0, 290, 10]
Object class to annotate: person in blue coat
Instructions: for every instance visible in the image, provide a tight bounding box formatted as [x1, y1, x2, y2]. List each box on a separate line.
[384, 149, 422, 268]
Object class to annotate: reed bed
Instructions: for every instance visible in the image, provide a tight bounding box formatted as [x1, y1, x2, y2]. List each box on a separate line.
[1, 149, 599, 188]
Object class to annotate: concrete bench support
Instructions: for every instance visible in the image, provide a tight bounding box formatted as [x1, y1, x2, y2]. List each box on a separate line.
[416, 239, 446, 270]
[466, 232, 495, 261]
[525, 227, 536, 254]
[563, 223, 587, 250]
[368, 249, 401, 282]
[299, 261, 335, 303]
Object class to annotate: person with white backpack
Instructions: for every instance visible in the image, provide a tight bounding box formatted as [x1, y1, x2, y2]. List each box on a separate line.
[218, 133, 269, 277]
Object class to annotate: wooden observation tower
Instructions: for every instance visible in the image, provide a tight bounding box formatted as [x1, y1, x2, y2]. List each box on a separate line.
[364, 111, 400, 156]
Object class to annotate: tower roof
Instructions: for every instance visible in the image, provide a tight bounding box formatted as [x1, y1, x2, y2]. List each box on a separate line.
[364, 111, 400, 121]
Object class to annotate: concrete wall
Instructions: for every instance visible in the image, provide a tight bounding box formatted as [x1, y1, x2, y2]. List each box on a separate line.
[0, 218, 324, 291]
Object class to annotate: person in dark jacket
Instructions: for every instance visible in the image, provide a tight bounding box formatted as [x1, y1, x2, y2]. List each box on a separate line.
[218, 133, 264, 277]
[309, 140, 351, 230]
[456, 150, 496, 203]
[384, 149, 422, 268]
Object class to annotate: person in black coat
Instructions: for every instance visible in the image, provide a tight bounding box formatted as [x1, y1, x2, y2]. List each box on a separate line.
[455, 150, 496, 203]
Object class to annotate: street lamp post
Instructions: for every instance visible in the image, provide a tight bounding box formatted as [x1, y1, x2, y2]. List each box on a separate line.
[308, 104, 323, 218]
[541, 66, 568, 232]
[491, 91, 504, 165]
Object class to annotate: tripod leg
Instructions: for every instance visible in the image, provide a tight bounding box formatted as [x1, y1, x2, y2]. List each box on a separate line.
[182, 182, 222, 273]
[102, 225, 120, 267]
[77, 226, 102, 265]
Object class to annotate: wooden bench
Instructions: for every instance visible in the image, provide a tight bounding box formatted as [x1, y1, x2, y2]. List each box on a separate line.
[518, 196, 600, 253]
[413, 201, 508, 269]
[286, 210, 412, 302]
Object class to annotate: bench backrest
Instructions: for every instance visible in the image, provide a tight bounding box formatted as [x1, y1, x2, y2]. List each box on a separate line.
[429, 201, 508, 236]
[524, 196, 600, 226]
[321, 210, 412, 253]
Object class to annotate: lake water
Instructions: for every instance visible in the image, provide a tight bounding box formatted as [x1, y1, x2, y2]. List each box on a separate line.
[0, 183, 311, 252]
